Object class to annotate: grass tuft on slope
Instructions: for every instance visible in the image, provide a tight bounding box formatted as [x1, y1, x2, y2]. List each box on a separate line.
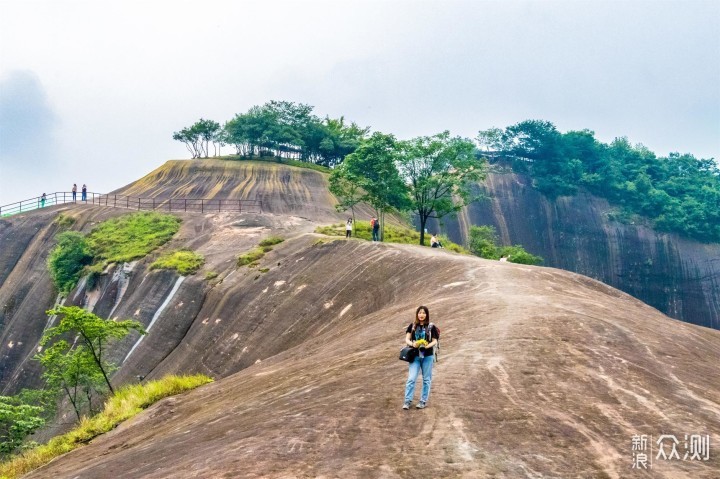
[315, 221, 470, 254]
[87, 212, 181, 266]
[0, 374, 213, 479]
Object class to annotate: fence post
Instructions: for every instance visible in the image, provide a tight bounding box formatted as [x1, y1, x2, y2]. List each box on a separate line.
[114, 195, 117, 208]
[219, 199, 221, 212]
[184, 199, 187, 212]
[152, 198, 155, 210]
[138, 198, 140, 210]
[201, 199, 204, 213]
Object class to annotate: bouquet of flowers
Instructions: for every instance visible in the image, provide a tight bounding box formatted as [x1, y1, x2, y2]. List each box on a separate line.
[415, 339, 428, 358]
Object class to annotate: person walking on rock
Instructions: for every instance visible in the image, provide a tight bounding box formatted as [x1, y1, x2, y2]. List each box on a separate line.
[345, 218, 353, 238]
[81, 184, 87, 202]
[403, 305, 439, 410]
[371, 216, 380, 242]
[72, 184, 77, 202]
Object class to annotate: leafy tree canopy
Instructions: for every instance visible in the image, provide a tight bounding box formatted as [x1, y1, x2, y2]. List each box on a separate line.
[42, 306, 146, 395]
[340, 132, 410, 239]
[397, 131, 486, 245]
[221, 102, 369, 167]
[468, 225, 543, 265]
[480, 121, 720, 242]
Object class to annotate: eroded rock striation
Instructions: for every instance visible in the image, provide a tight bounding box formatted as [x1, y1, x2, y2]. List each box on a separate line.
[22, 239, 720, 479]
[431, 172, 720, 330]
[1, 159, 718, 477]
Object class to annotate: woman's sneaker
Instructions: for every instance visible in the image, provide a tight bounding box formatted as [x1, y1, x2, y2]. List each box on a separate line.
[402, 402, 411, 410]
[415, 401, 426, 409]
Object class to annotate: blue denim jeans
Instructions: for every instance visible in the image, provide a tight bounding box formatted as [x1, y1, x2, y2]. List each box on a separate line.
[404, 355, 434, 404]
[372, 229, 379, 241]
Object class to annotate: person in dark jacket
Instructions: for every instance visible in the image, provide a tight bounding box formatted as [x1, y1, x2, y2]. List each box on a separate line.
[402, 305, 439, 409]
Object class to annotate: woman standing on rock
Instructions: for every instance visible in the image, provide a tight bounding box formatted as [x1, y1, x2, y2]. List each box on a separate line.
[345, 218, 353, 238]
[403, 305, 439, 410]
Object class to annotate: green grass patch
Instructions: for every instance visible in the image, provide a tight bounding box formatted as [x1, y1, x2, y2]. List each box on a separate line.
[315, 221, 470, 254]
[150, 250, 205, 275]
[237, 248, 265, 267]
[204, 271, 218, 281]
[237, 237, 285, 267]
[86, 212, 181, 266]
[258, 268, 270, 273]
[53, 213, 76, 229]
[258, 236, 284, 247]
[0, 374, 212, 479]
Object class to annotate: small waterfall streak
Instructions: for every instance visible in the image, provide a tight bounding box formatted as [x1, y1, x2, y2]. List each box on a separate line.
[108, 261, 136, 319]
[123, 276, 185, 363]
[42, 294, 67, 333]
[72, 276, 88, 302]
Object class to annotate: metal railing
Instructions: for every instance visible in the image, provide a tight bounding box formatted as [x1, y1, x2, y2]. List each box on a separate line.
[0, 192, 261, 218]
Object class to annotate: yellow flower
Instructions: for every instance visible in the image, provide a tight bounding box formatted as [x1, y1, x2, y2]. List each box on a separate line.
[415, 339, 428, 347]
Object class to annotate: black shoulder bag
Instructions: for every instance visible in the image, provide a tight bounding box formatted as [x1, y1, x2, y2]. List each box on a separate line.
[399, 346, 417, 362]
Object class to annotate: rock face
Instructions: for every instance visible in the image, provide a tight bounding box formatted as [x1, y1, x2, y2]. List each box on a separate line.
[21, 240, 720, 479]
[2, 159, 719, 477]
[112, 159, 355, 221]
[429, 172, 720, 330]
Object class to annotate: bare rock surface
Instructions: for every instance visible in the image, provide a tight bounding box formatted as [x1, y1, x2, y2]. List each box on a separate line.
[430, 172, 720, 330]
[2, 160, 719, 478]
[112, 159, 373, 222]
[24, 240, 720, 479]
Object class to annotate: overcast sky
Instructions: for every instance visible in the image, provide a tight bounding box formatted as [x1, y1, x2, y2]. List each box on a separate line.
[1, 0, 718, 205]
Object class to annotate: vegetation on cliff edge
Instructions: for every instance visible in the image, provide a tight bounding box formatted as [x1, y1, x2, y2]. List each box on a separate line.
[47, 212, 181, 294]
[0, 374, 213, 479]
[479, 120, 720, 242]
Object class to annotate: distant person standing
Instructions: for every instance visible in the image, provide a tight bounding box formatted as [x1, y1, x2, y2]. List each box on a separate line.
[402, 305, 440, 410]
[499, 255, 508, 262]
[371, 216, 380, 242]
[81, 184, 87, 202]
[345, 218, 353, 238]
[72, 184, 77, 202]
[40, 193, 46, 208]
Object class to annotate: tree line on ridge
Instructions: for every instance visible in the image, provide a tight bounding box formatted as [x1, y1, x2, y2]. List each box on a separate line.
[174, 102, 719, 243]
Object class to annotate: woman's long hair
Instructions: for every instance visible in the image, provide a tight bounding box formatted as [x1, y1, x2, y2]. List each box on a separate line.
[412, 305, 430, 332]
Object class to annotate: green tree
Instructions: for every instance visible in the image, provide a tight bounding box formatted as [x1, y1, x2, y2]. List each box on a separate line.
[342, 133, 409, 240]
[397, 132, 486, 245]
[468, 225, 542, 265]
[42, 307, 146, 395]
[468, 225, 500, 259]
[0, 397, 45, 457]
[35, 341, 104, 420]
[320, 116, 369, 166]
[173, 118, 221, 158]
[498, 245, 543, 265]
[47, 231, 93, 295]
[329, 163, 364, 223]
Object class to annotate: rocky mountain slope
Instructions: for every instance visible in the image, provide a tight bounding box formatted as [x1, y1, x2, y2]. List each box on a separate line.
[1, 159, 718, 478]
[22, 239, 720, 478]
[430, 171, 720, 330]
